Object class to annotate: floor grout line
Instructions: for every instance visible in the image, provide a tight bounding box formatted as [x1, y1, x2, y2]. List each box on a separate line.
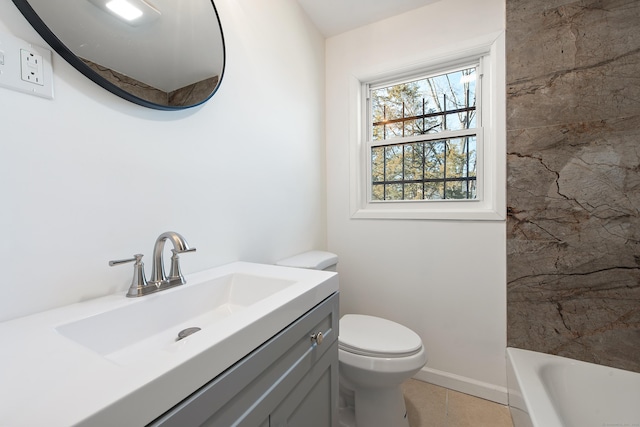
[444, 389, 449, 425]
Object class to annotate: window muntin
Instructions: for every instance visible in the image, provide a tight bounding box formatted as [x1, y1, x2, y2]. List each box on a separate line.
[371, 136, 477, 201]
[367, 65, 479, 201]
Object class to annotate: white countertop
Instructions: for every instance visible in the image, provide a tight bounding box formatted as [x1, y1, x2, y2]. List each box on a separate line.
[0, 262, 338, 427]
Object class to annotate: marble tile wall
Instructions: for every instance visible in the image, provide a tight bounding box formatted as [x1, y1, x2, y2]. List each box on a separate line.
[506, 0, 640, 372]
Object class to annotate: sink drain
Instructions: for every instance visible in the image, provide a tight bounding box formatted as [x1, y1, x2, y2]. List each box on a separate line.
[176, 327, 201, 341]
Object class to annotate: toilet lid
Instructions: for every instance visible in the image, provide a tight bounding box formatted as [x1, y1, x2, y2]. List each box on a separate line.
[339, 314, 423, 358]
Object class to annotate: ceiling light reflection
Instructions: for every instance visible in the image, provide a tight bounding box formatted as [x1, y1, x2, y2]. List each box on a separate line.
[88, 0, 161, 27]
[106, 0, 143, 21]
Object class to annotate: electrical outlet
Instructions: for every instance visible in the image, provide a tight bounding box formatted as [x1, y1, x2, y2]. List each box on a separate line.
[0, 31, 53, 99]
[20, 49, 44, 85]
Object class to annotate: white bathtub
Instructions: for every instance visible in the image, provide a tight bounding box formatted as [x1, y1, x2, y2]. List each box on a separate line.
[506, 347, 640, 427]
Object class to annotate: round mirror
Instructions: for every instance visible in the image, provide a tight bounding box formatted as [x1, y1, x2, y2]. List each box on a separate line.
[12, 0, 225, 110]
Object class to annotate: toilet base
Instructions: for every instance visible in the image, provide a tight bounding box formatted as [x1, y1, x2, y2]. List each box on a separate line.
[338, 405, 356, 427]
[338, 384, 409, 427]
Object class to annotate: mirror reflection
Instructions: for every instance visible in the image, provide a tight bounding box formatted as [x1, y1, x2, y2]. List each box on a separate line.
[12, 0, 225, 110]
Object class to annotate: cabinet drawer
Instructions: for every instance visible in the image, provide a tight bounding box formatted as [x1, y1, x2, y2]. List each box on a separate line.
[149, 292, 339, 427]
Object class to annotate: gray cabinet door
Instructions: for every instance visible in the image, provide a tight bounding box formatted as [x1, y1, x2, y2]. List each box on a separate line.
[270, 340, 338, 427]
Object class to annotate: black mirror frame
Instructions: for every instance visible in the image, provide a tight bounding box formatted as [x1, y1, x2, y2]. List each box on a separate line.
[11, 0, 226, 111]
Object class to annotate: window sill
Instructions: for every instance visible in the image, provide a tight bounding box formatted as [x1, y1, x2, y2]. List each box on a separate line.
[351, 200, 505, 221]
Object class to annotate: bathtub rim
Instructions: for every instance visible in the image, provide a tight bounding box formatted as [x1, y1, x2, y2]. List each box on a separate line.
[506, 347, 565, 427]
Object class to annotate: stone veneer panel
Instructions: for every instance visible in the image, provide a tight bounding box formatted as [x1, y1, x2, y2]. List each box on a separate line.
[506, 0, 640, 372]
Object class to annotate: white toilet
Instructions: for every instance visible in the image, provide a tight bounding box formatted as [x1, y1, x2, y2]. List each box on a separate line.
[277, 251, 427, 427]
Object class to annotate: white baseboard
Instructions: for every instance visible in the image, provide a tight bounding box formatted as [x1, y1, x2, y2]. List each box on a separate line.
[412, 366, 509, 405]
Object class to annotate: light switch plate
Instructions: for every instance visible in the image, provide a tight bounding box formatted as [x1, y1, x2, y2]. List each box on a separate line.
[0, 32, 53, 99]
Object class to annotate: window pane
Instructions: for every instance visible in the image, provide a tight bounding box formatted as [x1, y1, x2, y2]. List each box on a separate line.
[445, 113, 471, 131]
[425, 182, 444, 199]
[425, 141, 445, 179]
[403, 143, 423, 180]
[467, 137, 477, 178]
[403, 118, 430, 137]
[447, 138, 470, 178]
[370, 137, 477, 201]
[385, 146, 403, 181]
[372, 184, 385, 200]
[371, 67, 476, 141]
[384, 122, 404, 139]
[445, 181, 468, 199]
[371, 146, 384, 182]
[385, 183, 403, 200]
[468, 179, 477, 199]
[404, 183, 423, 200]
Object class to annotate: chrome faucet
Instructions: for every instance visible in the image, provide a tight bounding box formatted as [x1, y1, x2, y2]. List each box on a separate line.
[109, 231, 196, 297]
[149, 231, 196, 288]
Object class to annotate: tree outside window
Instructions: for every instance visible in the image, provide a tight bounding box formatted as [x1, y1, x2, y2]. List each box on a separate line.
[369, 67, 478, 201]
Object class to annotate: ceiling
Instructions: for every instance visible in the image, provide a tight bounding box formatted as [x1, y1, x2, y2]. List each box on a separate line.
[296, 0, 443, 38]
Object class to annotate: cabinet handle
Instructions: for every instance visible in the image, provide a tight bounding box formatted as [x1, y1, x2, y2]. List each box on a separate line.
[310, 331, 324, 345]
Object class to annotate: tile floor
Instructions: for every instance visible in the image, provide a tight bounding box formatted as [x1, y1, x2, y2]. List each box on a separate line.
[402, 379, 514, 427]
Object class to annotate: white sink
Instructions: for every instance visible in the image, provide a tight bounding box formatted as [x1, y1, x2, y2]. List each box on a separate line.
[56, 273, 297, 365]
[0, 261, 338, 427]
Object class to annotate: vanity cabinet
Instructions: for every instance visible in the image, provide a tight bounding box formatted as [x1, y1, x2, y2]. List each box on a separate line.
[149, 292, 339, 427]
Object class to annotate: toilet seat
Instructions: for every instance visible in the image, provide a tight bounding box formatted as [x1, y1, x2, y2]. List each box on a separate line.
[339, 314, 422, 358]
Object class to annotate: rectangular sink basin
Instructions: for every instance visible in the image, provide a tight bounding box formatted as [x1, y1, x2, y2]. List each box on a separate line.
[0, 261, 338, 427]
[56, 273, 296, 365]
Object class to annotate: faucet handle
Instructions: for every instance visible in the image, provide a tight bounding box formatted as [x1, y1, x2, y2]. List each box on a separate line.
[168, 247, 196, 285]
[109, 254, 149, 298]
[176, 247, 197, 254]
[109, 254, 144, 266]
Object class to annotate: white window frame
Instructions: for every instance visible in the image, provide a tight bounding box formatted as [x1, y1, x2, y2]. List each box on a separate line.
[349, 32, 505, 221]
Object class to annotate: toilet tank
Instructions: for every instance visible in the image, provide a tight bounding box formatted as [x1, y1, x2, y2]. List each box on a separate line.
[276, 251, 338, 271]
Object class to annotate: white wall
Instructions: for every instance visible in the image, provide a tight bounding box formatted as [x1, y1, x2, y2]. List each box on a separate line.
[0, 0, 326, 322]
[326, 0, 508, 402]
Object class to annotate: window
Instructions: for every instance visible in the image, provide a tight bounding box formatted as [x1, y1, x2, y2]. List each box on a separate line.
[349, 34, 505, 220]
[369, 66, 479, 201]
